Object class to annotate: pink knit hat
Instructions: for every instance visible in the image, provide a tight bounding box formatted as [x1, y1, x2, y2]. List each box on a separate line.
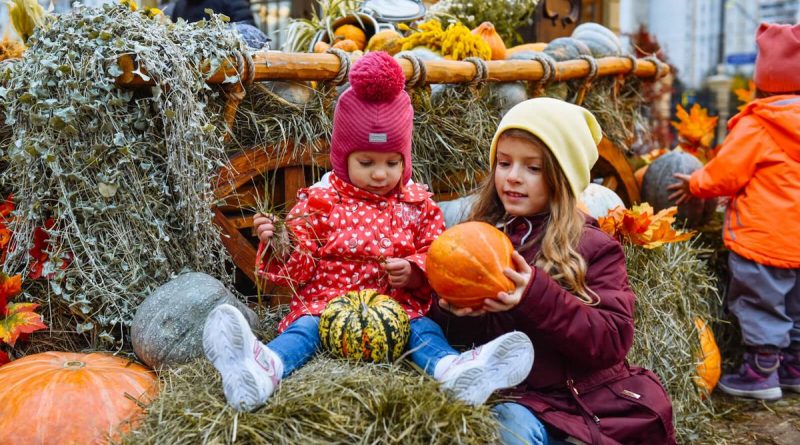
[330, 51, 414, 184]
[754, 22, 800, 93]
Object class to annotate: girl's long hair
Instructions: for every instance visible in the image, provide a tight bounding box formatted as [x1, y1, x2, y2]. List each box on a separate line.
[470, 129, 599, 305]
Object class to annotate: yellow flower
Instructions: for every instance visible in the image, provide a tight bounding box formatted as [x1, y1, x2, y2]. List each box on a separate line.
[120, 0, 138, 12]
[146, 7, 162, 18]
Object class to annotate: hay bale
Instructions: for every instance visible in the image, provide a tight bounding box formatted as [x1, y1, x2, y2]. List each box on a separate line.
[120, 357, 501, 445]
[625, 240, 724, 443]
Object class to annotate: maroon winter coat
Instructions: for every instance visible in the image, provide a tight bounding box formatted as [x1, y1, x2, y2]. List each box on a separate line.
[429, 214, 677, 445]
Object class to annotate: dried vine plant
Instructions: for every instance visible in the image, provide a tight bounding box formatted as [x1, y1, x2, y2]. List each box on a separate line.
[0, 4, 244, 348]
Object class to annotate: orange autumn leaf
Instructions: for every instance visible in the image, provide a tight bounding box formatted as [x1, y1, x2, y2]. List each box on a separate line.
[0, 194, 12, 219]
[641, 147, 668, 165]
[672, 104, 718, 150]
[0, 302, 47, 347]
[734, 80, 756, 111]
[598, 203, 695, 249]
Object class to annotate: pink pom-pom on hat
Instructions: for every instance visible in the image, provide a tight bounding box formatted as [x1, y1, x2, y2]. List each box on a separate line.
[330, 51, 414, 185]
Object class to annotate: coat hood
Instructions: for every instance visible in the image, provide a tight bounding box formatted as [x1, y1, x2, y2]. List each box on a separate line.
[729, 95, 800, 162]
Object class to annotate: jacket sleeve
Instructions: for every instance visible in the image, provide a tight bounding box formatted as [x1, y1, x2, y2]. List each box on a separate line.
[404, 200, 446, 272]
[689, 118, 764, 198]
[427, 298, 492, 348]
[510, 233, 635, 370]
[225, 0, 256, 25]
[256, 192, 328, 288]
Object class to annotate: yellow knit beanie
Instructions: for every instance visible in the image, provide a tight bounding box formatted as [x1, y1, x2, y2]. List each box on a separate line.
[489, 98, 602, 199]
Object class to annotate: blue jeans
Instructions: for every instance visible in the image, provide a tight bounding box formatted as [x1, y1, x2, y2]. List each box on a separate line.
[266, 315, 321, 379]
[408, 316, 460, 374]
[269, 315, 458, 378]
[493, 402, 573, 445]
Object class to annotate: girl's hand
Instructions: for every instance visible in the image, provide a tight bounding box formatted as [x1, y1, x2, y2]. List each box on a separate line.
[438, 298, 486, 317]
[384, 258, 424, 289]
[666, 173, 692, 205]
[483, 251, 532, 312]
[253, 213, 276, 244]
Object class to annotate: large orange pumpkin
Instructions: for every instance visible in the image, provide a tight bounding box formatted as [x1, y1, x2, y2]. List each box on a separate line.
[426, 221, 515, 309]
[0, 352, 158, 445]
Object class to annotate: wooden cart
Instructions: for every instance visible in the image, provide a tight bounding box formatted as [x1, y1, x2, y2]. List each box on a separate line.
[118, 51, 668, 288]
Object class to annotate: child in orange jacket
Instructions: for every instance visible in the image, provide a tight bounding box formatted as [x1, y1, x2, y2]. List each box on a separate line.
[669, 22, 800, 401]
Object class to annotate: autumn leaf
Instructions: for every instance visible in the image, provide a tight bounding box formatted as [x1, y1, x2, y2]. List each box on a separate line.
[598, 204, 695, 249]
[734, 80, 756, 111]
[0, 302, 47, 347]
[0, 194, 13, 219]
[0, 274, 22, 317]
[672, 104, 718, 151]
[0, 349, 9, 366]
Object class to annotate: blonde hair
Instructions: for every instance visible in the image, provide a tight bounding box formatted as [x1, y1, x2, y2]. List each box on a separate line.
[471, 129, 599, 305]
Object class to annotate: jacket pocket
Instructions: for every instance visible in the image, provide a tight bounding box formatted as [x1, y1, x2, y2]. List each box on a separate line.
[594, 367, 676, 445]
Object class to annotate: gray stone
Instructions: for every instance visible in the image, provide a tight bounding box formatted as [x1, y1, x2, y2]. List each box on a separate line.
[131, 272, 258, 370]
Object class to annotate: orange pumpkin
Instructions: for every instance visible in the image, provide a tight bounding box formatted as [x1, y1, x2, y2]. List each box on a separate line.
[333, 24, 367, 50]
[471, 22, 506, 60]
[426, 221, 515, 309]
[332, 39, 360, 52]
[506, 42, 547, 57]
[693, 318, 721, 395]
[0, 352, 158, 445]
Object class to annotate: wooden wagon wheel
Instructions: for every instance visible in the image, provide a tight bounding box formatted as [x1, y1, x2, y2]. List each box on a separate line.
[591, 138, 640, 206]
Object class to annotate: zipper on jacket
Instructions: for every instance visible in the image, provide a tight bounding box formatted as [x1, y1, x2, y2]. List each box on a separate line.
[567, 379, 600, 424]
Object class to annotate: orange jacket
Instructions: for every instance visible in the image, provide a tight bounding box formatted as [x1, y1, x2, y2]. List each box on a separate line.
[690, 95, 800, 268]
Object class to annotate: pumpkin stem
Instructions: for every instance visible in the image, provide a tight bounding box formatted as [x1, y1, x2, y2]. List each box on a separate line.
[63, 360, 86, 369]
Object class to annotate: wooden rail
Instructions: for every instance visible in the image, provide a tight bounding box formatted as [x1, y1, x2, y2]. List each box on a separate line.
[116, 52, 667, 87]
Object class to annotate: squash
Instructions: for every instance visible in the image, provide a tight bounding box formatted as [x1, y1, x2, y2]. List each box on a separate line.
[543, 37, 592, 61]
[571, 22, 623, 57]
[0, 351, 158, 445]
[366, 29, 403, 55]
[641, 151, 717, 228]
[333, 24, 367, 50]
[131, 272, 259, 370]
[264, 80, 315, 106]
[426, 221, 515, 309]
[319, 289, 410, 363]
[332, 38, 360, 52]
[693, 318, 721, 395]
[506, 42, 547, 57]
[313, 40, 330, 53]
[471, 22, 506, 60]
[579, 183, 625, 218]
[488, 81, 528, 116]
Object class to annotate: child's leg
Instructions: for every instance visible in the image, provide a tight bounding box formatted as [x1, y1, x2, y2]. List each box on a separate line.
[410, 317, 535, 406]
[265, 315, 321, 378]
[408, 316, 460, 374]
[726, 252, 796, 349]
[203, 304, 280, 411]
[492, 402, 575, 445]
[719, 252, 793, 400]
[779, 268, 800, 393]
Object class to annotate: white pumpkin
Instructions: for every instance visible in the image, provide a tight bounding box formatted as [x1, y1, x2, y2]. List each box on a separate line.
[580, 183, 625, 218]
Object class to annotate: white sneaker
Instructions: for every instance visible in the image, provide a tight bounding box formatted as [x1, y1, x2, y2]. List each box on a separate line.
[439, 331, 534, 406]
[203, 304, 280, 411]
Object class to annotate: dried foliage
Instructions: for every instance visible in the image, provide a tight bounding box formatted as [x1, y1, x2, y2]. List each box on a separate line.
[0, 4, 242, 348]
[625, 240, 724, 444]
[398, 19, 491, 60]
[426, 0, 540, 45]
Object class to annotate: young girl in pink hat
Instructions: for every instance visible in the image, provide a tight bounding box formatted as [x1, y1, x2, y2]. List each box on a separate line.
[202, 51, 534, 412]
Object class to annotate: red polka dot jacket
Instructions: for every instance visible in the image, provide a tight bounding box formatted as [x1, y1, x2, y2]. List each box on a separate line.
[257, 173, 446, 332]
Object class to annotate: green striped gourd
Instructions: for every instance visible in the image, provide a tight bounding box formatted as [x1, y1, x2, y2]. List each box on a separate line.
[319, 289, 410, 363]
